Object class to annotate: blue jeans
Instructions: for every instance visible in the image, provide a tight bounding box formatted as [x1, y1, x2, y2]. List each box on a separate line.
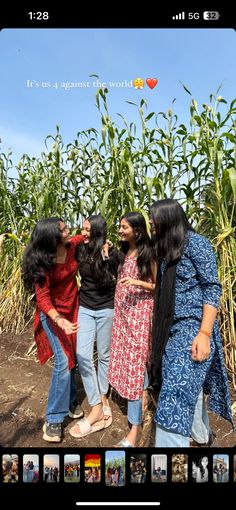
[40, 312, 77, 424]
[76, 306, 114, 407]
[155, 389, 211, 447]
[128, 370, 149, 425]
[191, 388, 210, 443]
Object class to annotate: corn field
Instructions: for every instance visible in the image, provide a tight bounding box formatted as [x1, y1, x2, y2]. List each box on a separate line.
[0, 86, 235, 385]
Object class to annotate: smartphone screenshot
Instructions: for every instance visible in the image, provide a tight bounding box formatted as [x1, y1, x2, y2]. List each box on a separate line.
[0, 6, 235, 508]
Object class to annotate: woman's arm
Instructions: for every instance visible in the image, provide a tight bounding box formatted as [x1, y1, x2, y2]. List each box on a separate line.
[189, 233, 222, 307]
[35, 273, 78, 334]
[120, 260, 157, 291]
[189, 234, 221, 362]
[191, 304, 217, 362]
[35, 272, 56, 317]
[69, 234, 84, 246]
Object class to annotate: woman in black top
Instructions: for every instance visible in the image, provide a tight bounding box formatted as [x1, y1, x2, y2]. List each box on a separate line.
[69, 215, 119, 438]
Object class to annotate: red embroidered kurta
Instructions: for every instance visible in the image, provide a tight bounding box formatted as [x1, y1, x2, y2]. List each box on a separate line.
[108, 256, 154, 400]
[33, 235, 83, 369]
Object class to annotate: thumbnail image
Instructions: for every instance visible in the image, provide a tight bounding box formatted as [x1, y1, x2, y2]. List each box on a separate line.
[172, 454, 188, 483]
[43, 454, 60, 482]
[84, 454, 101, 483]
[192, 455, 208, 483]
[105, 450, 125, 486]
[64, 454, 80, 482]
[151, 454, 167, 483]
[2, 454, 18, 483]
[130, 454, 147, 483]
[213, 454, 229, 483]
[23, 454, 39, 483]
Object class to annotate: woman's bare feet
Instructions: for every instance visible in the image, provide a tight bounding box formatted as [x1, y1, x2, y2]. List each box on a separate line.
[71, 398, 112, 437]
[78, 399, 112, 426]
[124, 425, 142, 447]
[85, 403, 104, 426]
[101, 395, 112, 421]
[101, 395, 109, 407]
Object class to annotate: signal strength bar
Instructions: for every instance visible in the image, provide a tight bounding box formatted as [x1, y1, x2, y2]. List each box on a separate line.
[172, 12, 185, 20]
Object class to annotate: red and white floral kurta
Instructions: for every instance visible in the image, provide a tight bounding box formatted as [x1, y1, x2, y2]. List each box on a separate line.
[108, 256, 154, 400]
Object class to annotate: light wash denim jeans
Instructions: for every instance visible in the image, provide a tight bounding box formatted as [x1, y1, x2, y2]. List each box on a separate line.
[191, 388, 210, 443]
[76, 306, 114, 407]
[40, 312, 77, 424]
[155, 389, 211, 447]
[127, 370, 149, 425]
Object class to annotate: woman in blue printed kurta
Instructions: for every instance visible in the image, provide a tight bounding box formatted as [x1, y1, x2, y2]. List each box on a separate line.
[150, 199, 233, 447]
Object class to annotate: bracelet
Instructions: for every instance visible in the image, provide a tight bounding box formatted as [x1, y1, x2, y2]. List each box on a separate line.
[199, 329, 211, 338]
[53, 314, 62, 324]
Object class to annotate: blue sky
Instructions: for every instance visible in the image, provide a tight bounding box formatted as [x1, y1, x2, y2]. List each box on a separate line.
[105, 450, 125, 462]
[0, 28, 235, 169]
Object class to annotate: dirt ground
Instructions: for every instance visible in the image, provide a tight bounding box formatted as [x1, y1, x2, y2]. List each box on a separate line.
[0, 327, 236, 449]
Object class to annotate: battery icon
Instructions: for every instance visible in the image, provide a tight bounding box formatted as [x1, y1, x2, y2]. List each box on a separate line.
[203, 11, 220, 20]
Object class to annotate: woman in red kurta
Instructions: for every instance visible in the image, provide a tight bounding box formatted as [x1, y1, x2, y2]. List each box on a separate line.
[22, 217, 84, 442]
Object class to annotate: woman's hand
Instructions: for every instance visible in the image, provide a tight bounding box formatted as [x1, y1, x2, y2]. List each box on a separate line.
[102, 239, 113, 259]
[191, 332, 211, 362]
[119, 277, 141, 287]
[57, 317, 79, 335]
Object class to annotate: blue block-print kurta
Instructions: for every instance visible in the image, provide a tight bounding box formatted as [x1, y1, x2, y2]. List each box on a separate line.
[154, 231, 233, 436]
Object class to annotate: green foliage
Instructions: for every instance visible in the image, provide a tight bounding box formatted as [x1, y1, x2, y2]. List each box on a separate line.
[106, 457, 125, 470]
[0, 87, 235, 384]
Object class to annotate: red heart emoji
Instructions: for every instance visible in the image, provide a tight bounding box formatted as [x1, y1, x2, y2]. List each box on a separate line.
[146, 78, 158, 89]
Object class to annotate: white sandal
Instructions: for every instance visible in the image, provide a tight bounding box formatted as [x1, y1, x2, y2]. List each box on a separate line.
[116, 437, 133, 447]
[69, 417, 106, 438]
[103, 405, 112, 420]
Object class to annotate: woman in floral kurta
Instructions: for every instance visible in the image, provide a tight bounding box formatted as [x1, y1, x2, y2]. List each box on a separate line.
[108, 212, 156, 447]
[109, 255, 154, 400]
[150, 199, 233, 447]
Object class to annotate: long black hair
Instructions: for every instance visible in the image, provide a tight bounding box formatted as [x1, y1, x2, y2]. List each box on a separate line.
[76, 215, 119, 287]
[22, 217, 63, 291]
[119, 211, 153, 280]
[150, 199, 195, 263]
[199, 457, 208, 479]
